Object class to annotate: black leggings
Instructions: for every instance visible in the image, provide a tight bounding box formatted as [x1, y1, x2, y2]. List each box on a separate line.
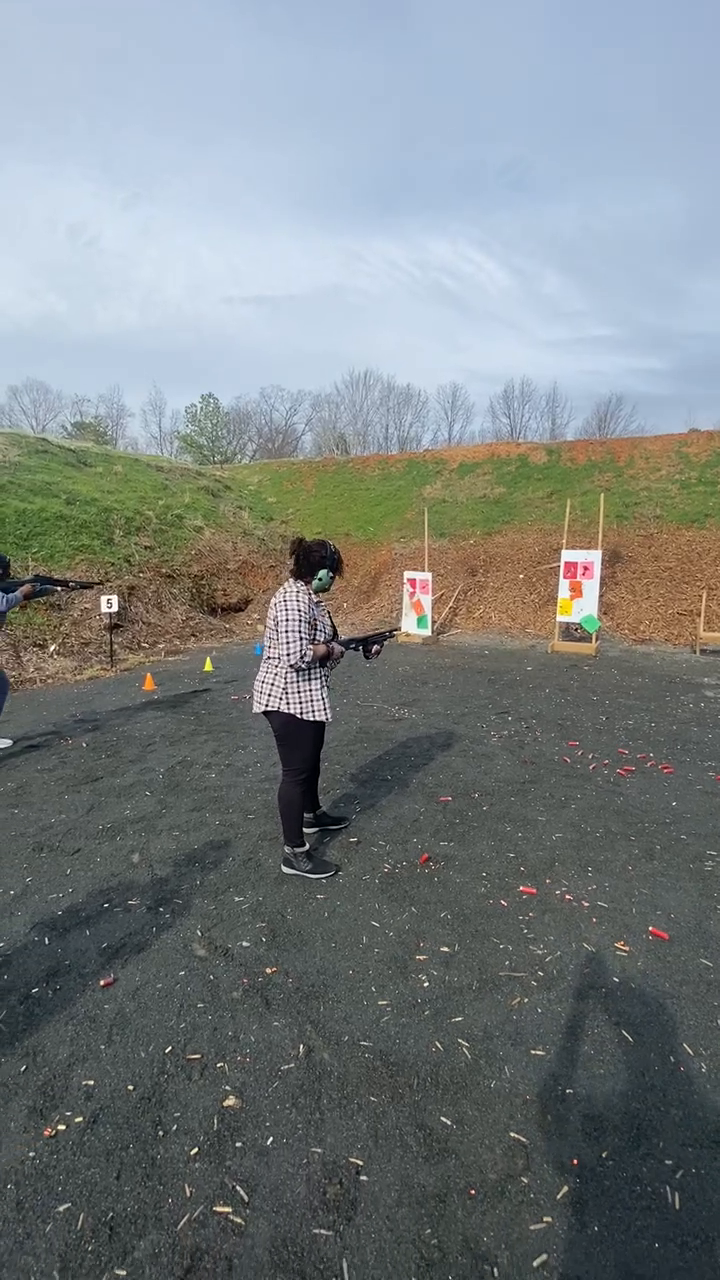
[264, 711, 326, 847]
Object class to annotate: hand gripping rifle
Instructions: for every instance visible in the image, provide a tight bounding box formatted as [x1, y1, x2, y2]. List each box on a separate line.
[1, 574, 103, 600]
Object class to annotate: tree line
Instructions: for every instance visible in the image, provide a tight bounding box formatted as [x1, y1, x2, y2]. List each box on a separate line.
[0, 369, 655, 463]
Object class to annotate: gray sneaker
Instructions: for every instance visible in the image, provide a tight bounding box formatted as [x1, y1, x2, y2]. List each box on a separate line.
[303, 809, 350, 834]
[281, 844, 339, 878]
[0, 738, 13, 750]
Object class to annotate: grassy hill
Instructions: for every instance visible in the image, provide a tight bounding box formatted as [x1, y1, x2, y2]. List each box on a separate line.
[2, 428, 720, 683]
[3, 429, 720, 573]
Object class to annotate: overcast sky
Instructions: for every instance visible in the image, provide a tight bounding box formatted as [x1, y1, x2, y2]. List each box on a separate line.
[1, 0, 718, 428]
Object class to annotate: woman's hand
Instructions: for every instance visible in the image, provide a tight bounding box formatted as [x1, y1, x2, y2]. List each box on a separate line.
[312, 641, 345, 664]
[362, 642, 384, 660]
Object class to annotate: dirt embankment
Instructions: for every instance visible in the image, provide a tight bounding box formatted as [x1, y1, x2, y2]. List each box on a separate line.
[2, 526, 720, 688]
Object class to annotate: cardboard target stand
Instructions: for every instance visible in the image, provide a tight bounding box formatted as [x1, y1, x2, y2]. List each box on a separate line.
[398, 507, 438, 645]
[548, 494, 605, 657]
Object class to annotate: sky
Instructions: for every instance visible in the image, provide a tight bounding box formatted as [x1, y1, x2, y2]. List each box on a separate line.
[1, 0, 718, 430]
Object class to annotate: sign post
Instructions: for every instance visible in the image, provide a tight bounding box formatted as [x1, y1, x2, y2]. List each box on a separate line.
[100, 594, 119, 669]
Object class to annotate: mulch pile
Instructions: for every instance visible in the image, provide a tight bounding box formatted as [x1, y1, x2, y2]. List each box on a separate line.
[341, 525, 720, 647]
[3, 525, 720, 689]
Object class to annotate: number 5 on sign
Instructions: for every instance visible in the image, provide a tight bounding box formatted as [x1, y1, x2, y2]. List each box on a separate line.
[100, 595, 119, 669]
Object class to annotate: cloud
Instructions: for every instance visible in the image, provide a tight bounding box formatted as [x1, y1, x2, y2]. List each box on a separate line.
[0, 0, 719, 426]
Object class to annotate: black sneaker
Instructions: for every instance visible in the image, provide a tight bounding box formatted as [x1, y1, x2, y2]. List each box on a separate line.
[281, 845, 339, 878]
[303, 809, 350, 834]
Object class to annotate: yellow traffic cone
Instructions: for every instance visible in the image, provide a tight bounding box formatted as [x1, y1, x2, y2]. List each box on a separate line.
[203, 657, 214, 673]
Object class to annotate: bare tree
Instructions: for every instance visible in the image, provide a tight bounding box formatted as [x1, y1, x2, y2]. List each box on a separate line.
[140, 382, 181, 457]
[339, 367, 385, 453]
[309, 390, 354, 456]
[63, 393, 95, 428]
[245, 386, 318, 460]
[95, 384, 134, 448]
[311, 368, 452, 457]
[484, 376, 539, 442]
[223, 396, 255, 462]
[535, 381, 574, 441]
[578, 392, 643, 440]
[430, 381, 475, 447]
[320, 367, 387, 455]
[375, 376, 430, 453]
[0, 377, 66, 434]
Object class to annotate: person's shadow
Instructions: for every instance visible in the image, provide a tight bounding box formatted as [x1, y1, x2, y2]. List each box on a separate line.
[311, 729, 456, 853]
[539, 953, 720, 1278]
[0, 837, 231, 1058]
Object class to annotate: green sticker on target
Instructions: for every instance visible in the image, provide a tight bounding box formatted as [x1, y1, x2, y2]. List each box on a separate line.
[579, 613, 601, 635]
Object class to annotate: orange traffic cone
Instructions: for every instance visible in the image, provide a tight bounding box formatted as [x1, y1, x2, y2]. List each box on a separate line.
[142, 672, 157, 692]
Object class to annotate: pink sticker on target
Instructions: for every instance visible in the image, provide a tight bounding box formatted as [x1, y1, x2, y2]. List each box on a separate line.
[417, 577, 431, 595]
[578, 561, 595, 580]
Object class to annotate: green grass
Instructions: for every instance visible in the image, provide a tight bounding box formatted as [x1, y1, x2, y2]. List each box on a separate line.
[2, 430, 720, 574]
[245, 439, 720, 538]
[0, 433, 277, 571]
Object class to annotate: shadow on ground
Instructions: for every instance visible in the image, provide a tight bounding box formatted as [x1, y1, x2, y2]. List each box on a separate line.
[5, 689, 211, 757]
[0, 837, 230, 1055]
[312, 729, 457, 852]
[539, 953, 720, 1279]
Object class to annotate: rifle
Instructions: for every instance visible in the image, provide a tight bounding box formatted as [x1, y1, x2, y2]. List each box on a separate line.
[1, 574, 103, 600]
[338, 628, 398, 658]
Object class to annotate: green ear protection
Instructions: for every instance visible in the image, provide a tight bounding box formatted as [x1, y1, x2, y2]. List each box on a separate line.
[312, 540, 338, 594]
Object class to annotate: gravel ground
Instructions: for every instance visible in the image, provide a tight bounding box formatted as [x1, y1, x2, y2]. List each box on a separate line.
[1, 638, 720, 1279]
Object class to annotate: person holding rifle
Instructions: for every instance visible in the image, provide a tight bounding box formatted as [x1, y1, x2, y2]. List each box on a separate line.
[253, 536, 385, 880]
[0, 553, 56, 750]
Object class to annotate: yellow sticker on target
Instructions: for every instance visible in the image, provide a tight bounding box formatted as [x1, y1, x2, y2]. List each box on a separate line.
[557, 598, 573, 617]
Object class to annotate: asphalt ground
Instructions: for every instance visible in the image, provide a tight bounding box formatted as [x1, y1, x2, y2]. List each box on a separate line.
[1, 637, 720, 1280]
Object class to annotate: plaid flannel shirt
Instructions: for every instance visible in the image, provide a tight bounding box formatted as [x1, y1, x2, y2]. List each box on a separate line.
[252, 578, 341, 722]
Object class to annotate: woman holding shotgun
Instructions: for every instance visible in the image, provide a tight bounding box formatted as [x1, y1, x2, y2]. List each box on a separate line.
[0, 576, 36, 751]
[0, 553, 67, 750]
[252, 536, 384, 880]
